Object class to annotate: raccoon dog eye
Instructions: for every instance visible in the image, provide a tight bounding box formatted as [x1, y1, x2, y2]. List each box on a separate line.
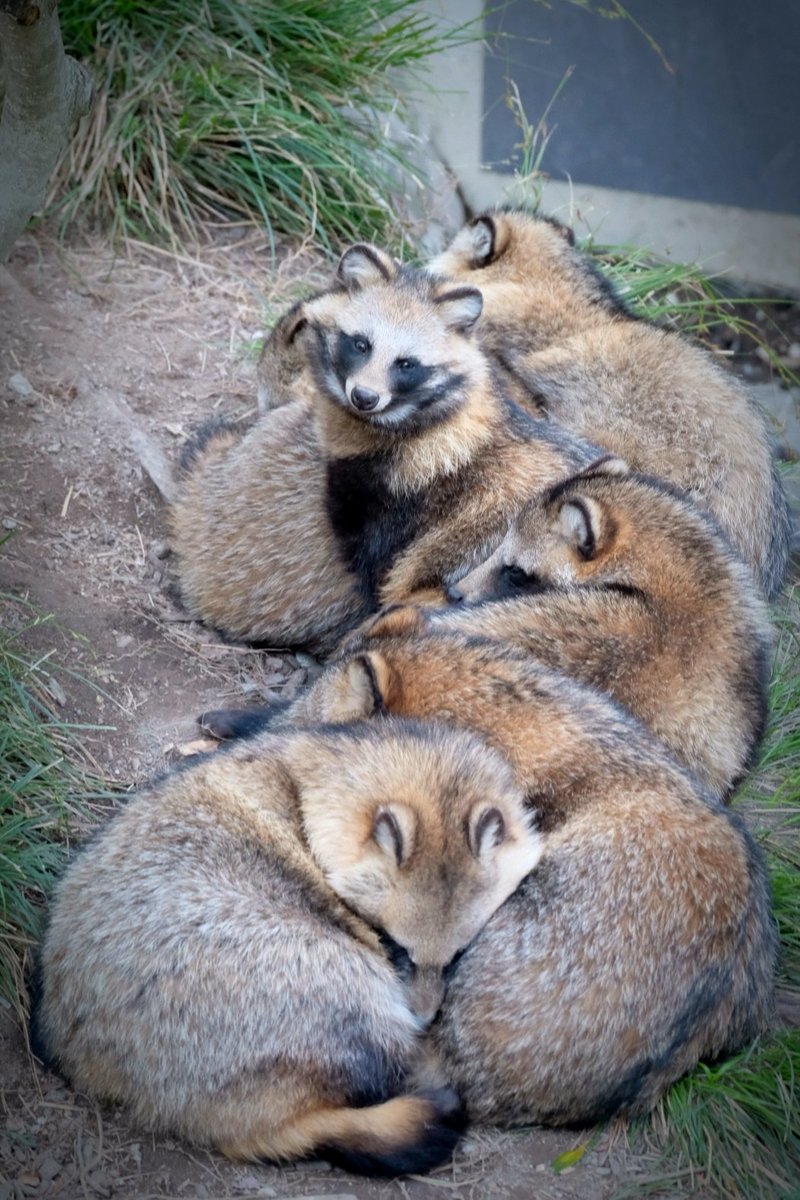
[394, 357, 418, 372]
[352, 335, 370, 355]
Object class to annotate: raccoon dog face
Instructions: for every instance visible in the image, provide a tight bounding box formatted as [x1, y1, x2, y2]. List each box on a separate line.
[451, 456, 633, 602]
[307, 244, 484, 434]
[301, 720, 542, 1025]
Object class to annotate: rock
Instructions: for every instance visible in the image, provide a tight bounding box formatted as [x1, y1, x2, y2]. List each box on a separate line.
[8, 372, 33, 398]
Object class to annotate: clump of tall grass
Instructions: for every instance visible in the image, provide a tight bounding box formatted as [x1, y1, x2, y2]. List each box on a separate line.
[0, 596, 115, 1019]
[51, 0, 472, 250]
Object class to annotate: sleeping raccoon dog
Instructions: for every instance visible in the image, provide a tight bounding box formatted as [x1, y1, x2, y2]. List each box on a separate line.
[437, 456, 772, 801]
[200, 616, 777, 1129]
[170, 241, 597, 650]
[429, 206, 791, 599]
[30, 718, 541, 1173]
[205, 456, 771, 803]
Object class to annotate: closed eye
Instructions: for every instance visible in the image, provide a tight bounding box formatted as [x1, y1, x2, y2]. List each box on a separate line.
[377, 930, 414, 981]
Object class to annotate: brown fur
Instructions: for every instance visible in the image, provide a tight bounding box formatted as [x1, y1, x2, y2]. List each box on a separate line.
[169, 400, 364, 655]
[31, 719, 541, 1171]
[234, 622, 777, 1127]
[436, 458, 772, 799]
[171, 242, 598, 650]
[429, 208, 791, 598]
[299, 243, 598, 613]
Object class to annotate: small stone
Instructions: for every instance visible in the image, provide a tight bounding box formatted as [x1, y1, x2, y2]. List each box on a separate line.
[116, 634, 134, 649]
[164, 422, 184, 437]
[233, 1174, 263, 1193]
[45, 442, 61, 454]
[8, 372, 33, 398]
[35, 1155, 61, 1184]
[2, 517, 17, 529]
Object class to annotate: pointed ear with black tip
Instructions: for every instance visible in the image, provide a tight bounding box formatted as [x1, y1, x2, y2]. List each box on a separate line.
[337, 244, 397, 290]
[339, 651, 399, 717]
[278, 301, 309, 347]
[559, 496, 611, 561]
[373, 805, 416, 867]
[434, 285, 483, 334]
[468, 805, 507, 860]
[468, 214, 497, 265]
[576, 454, 629, 480]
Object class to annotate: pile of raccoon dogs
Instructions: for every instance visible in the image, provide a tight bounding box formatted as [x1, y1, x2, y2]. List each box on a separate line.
[32, 209, 790, 1178]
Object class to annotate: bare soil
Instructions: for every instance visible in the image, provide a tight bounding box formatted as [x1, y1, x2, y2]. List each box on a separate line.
[0, 227, 789, 1200]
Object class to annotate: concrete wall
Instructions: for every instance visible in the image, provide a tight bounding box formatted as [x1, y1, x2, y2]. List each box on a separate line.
[412, 0, 800, 291]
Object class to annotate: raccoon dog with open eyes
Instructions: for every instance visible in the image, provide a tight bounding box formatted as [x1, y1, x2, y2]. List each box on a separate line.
[300, 242, 597, 615]
[171, 241, 597, 651]
[429, 207, 790, 599]
[30, 719, 541, 1173]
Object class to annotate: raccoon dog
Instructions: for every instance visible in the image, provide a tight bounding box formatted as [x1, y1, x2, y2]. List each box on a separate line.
[439, 456, 772, 800]
[204, 616, 777, 1127]
[302, 242, 597, 614]
[169, 399, 364, 656]
[171, 241, 597, 650]
[429, 207, 791, 598]
[30, 719, 541, 1172]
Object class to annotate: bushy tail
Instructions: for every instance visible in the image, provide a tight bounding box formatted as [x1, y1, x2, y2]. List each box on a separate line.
[220, 1087, 465, 1176]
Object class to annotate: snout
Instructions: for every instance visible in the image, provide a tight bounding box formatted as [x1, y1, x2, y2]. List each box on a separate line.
[349, 385, 380, 413]
[446, 584, 465, 604]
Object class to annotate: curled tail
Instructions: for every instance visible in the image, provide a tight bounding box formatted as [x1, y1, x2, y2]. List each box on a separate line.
[218, 1087, 465, 1176]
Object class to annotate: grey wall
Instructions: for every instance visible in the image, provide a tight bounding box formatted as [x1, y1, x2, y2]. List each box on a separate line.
[483, 0, 799, 215]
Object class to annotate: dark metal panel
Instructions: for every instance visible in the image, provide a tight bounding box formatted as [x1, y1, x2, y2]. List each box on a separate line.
[482, 0, 800, 214]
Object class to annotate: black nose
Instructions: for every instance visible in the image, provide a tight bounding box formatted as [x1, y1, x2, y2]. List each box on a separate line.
[446, 585, 465, 604]
[350, 386, 380, 412]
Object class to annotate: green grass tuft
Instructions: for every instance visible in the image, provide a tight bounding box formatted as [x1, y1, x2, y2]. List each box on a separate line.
[51, 0, 474, 250]
[0, 596, 116, 1019]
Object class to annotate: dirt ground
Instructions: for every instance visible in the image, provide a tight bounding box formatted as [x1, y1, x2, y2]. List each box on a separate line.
[0, 227, 794, 1200]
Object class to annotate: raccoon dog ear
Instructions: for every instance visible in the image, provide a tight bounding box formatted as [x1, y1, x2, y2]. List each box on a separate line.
[434, 286, 483, 334]
[343, 653, 398, 715]
[373, 805, 416, 867]
[272, 300, 308, 347]
[559, 497, 606, 561]
[337, 244, 397, 290]
[469, 215, 496, 265]
[468, 805, 506, 860]
[579, 454, 629, 478]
